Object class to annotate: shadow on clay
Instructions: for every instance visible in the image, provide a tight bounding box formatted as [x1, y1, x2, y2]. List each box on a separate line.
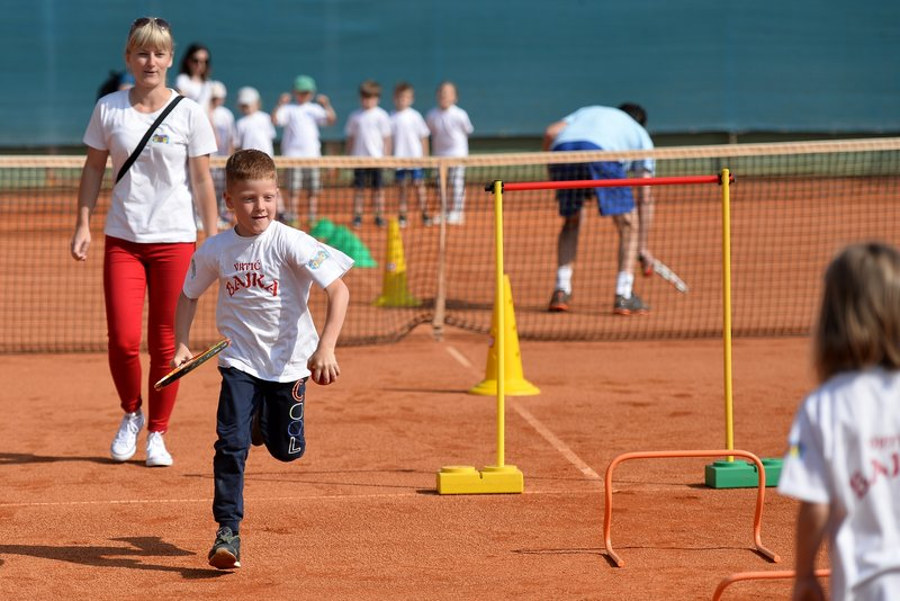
[0, 536, 227, 579]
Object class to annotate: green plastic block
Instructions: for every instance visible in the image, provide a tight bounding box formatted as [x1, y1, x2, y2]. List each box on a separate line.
[704, 457, 783, 489]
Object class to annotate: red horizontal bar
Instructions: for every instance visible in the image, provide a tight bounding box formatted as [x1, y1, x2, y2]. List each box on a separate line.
[497, 174, 726, 192]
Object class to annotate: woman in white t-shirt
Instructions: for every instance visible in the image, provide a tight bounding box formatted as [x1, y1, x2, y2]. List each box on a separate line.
[779, 242, 900, 601]
[70, 17, 218, 469]
[175, 42, 214, 113]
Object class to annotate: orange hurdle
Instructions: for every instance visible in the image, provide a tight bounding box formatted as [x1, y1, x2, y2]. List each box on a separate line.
[603, 449, 781, 567]
[712, 569, 830, 601]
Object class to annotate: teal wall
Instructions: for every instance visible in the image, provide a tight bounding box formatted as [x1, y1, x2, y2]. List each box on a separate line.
[4, 0, 899, 148]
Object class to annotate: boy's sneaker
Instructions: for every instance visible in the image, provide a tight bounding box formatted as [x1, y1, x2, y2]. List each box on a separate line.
[145, 431, 173, 467]
[548, 289, 571, 312]
[433, 211, 464, 226]
[352, 214, 362, 229]
[208, 527, 241, 570]
[613, 294, 650, 316]
[421, 212, 433, 226]
[398, 214, 408, 228]
[374, 215, 386, 227]
[110, 410, 144, 462]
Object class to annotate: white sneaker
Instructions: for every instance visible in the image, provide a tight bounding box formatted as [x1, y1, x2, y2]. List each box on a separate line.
[110, 410, 144, 462]
[146, 431, 173, 467]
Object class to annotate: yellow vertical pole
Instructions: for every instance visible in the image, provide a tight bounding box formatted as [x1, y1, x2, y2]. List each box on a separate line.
[493, 180, 506, 467]
[721, 168, 735, 461]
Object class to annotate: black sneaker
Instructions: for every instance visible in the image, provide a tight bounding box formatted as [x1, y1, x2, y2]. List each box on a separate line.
[374, 215, 386, 227]
[398, 214, 408, 228]
[351, 214, 362, 229]
[422, 212, 433, 227]
[208, 526, 241, 570]
[250, 411, 263, 447]
[613, 293, 650, 316]
[548, 289, 571, 312]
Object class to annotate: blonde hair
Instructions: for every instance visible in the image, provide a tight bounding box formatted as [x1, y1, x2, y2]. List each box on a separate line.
[814, 241, 900, 382]
[225, 149, 277, 187]
[126, 17, 174, 55]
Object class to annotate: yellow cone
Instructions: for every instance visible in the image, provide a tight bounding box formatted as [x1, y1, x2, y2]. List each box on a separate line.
[374, 218, 421, 307]
[470, 275, 540, 396]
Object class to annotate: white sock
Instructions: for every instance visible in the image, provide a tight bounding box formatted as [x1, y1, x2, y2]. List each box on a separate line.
[556, 266, 573, 294]
[616, 272, 633, 298]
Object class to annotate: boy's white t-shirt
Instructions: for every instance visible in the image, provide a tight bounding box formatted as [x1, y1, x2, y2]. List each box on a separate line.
[426, 105, 473, 157]
[183, 221, 353, 382]
[83, 89, 218, 243]
[211, 105, 236, 157]
[391, 107, 429, 158]
[344, 107, 392, 157]
[275, 102, 329, 157]
[235, 111, 276, 156]
[778, 368, 900, 601]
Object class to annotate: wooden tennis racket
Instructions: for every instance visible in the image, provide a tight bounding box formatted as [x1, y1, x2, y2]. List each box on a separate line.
[154, 339, 230, 391]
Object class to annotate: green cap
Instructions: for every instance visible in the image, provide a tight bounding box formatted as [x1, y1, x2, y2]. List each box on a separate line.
[293, 75, 317, 93]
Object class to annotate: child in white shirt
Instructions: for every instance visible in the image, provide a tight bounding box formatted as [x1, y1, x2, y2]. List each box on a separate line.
[344, 80, 392, 228]
[234, 87, 275, 156]
[779, 242, 900, 601]
[272, 74, 336, 226]
[426, 81, 473, 225]
[391, 82, 431, 227]
[174, 149, 352, 571]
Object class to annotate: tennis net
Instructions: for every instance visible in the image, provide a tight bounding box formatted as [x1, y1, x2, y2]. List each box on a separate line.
[2, 137, 898, 352]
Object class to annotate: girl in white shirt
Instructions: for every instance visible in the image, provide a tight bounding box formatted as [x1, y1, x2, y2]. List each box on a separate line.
[70, 17, 218, 468]
[779, 242, 900, 601]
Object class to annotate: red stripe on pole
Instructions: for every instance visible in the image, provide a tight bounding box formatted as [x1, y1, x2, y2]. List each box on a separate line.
[501, 175, 725, 191]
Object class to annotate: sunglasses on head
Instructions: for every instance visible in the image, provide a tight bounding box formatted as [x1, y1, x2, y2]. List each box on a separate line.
[130, 17, 170, 32]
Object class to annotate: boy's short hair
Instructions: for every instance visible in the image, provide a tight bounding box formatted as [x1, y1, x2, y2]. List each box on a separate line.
[618, 103, 647, 126]
[225, 149, 277, 187]
[359, 79, 381, 98]
[394, 81, 414, 96]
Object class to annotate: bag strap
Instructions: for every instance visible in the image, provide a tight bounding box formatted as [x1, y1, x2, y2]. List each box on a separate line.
[115, 95, 185, 184]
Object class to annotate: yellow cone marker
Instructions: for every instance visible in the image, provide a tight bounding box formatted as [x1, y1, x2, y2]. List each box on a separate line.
[374, 218, 420, 307]
[470, 274, 540, 396]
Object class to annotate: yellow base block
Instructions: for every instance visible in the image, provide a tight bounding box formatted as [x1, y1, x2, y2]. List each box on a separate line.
[436, 465, 524, 494]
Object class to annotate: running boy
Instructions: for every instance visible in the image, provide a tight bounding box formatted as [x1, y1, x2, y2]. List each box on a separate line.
[345, 79, 392, 228]
[778, 241, 900, 601]
[173, 149, 352, 570]
[426, 81, 473, 225]
[390, 82, 431, 227]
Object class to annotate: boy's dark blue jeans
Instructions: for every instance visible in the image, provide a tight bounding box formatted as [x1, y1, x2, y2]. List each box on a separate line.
[213, 367, 307, 533]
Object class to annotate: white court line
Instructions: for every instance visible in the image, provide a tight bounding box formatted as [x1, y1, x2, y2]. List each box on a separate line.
[444, 344, 601, 482]
[0, 489, 595, 509]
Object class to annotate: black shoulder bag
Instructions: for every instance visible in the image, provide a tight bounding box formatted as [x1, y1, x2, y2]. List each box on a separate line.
[115, 95, 185, 184]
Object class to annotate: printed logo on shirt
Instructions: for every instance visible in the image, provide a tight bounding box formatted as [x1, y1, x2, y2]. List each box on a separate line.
[226, 260, 278, 297]
[308, 248, 330, 270]
[850, 434, 900, 499]
[151, 133, 171, 144]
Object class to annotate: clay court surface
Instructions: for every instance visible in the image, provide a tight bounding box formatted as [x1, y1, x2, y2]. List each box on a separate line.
[2, 329, 824, 600]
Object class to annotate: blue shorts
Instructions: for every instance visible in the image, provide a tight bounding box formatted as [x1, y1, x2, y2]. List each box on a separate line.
[395, 168, 424, 182]
[549, 141, 634, 217]
[353, 168, 383, 189]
